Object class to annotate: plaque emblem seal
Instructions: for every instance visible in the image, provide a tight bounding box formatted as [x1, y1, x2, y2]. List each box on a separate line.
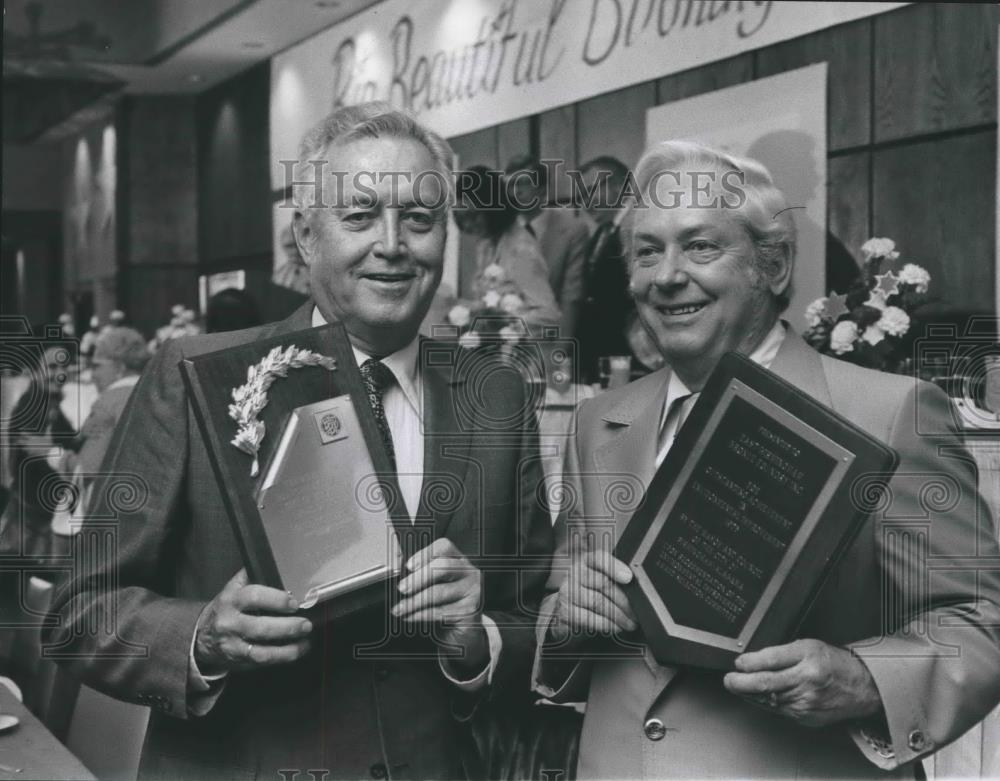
[321, 413, 341, 439]
[314, 406, 349, 444]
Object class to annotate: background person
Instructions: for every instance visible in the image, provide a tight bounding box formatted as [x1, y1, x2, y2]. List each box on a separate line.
[533, 140, 1000, 779]
[456, 165, 562, 333]
[205, 287, 262, 334]
[74, 326, 150, 475]
[574, 155, 641, 384]
[505, 154, 589, 340]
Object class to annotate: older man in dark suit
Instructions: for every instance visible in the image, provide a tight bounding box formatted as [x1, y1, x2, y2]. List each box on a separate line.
[48, 103, 553, 780]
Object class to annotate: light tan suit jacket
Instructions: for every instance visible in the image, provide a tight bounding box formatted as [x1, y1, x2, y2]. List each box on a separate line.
[535, 329, 1000, 779]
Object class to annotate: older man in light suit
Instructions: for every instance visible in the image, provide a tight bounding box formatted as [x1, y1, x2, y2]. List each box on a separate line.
[48, 103, 553, 780]
[533, 140, 1000, 779]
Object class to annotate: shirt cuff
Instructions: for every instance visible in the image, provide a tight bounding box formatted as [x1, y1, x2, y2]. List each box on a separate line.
[850, 725, 898, 770]
[187, 625, 227, 716]
[438, 615, 502, 693]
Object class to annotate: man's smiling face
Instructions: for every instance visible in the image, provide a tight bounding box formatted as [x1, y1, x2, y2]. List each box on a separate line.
[629, 177, 781, 386]
[296, 135, 446, 352]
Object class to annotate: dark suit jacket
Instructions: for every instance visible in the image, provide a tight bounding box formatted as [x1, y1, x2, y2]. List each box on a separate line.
[47, 304, 553, 780]
[536, 329, 1000, 779]
[575, 221, 633, 384]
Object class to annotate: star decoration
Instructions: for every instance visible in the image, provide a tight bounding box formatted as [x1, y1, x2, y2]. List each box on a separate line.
[875, 272, 901, 297]
[822, 293, 849, 322]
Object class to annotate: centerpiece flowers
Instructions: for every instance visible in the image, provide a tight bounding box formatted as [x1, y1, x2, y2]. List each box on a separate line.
[446, 263, 530, 349]
[803, 238, 931, 374]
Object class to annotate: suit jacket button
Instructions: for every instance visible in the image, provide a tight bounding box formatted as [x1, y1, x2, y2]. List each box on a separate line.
[370, 763, 387, 779]
[644, 717, 667, 741]
[908, 730, 928, 751]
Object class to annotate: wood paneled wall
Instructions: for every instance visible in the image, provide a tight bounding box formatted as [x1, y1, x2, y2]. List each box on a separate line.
[449, 3, 999, 314]
[197, 62, 272, 269]
[118, 95, 200, 338]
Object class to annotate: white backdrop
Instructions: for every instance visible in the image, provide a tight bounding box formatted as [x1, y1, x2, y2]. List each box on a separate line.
[270, 1, 903, 189]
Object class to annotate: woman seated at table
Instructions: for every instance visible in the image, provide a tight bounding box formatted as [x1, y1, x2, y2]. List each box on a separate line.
[454, 165, 562, 334]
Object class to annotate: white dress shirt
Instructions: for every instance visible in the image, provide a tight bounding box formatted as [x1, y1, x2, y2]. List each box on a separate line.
[656, 320, 786, 467]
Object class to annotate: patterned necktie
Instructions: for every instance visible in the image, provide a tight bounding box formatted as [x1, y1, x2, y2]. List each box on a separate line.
[359, 358, 397, 472]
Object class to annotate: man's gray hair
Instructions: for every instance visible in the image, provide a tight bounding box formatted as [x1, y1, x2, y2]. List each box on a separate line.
[292, 102, 454, 214]
[628, 140, 797, 310]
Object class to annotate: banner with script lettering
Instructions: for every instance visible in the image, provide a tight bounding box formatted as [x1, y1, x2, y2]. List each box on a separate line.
[271, 0, 903, 187]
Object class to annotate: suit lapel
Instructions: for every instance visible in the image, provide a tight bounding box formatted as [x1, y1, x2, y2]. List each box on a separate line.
[767, 326, 833, 407]
[593, 369, 671, 538]
[419, 354, 472, 539]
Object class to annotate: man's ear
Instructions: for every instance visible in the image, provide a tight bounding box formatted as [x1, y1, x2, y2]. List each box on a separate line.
[292, 210, 316, 266]
[768, 250, 793, 299]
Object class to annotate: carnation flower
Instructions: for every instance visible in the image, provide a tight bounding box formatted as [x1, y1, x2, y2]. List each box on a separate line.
[865, 290, 887, 311]
[482, 263, 505, 282]
[500, 293, 524, 314]
[109, 310, 126, 323]
[877, 306, 910, 337]
[482, 290, 501, 309]
[804, 297, 828, 327]
[898, 263, 930, 294]
[447, 304, 471, 327]
[499, 325, 522, 344]
[830, 321, 858, 355]
[458, 331, 482, 350]
[171, 304, 185, 316]
[861, 325, 886, 346]
[861, 238, 900, 261]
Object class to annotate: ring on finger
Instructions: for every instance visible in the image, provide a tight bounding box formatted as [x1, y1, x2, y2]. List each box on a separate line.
[767, 692, 779, 708]
[245, 642, 254, 661]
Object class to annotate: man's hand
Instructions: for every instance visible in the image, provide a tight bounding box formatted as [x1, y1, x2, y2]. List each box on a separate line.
[723, 639, 883, 727]
[548, 539, 636, 645]
[194, 569, 313, 674]
[393, 538, 488, 678]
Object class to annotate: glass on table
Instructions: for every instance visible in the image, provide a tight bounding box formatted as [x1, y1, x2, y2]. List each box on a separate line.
[598, 355, 632, 390]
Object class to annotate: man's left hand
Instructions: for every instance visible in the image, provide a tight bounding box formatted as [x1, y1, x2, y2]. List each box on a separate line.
[723, 639, 883, 727]
[393, 538, 488, 678]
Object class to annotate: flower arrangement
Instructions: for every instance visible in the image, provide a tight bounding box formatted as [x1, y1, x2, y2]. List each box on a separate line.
[803, 238, 931, 373]
[446, 263, 530, 349]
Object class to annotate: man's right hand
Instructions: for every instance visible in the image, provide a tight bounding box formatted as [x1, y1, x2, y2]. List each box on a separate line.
[548, 541, 637, 645]
[193, 569, 313, 674]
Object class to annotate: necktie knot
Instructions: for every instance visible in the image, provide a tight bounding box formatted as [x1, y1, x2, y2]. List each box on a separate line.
[360, 358, 395, 393]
